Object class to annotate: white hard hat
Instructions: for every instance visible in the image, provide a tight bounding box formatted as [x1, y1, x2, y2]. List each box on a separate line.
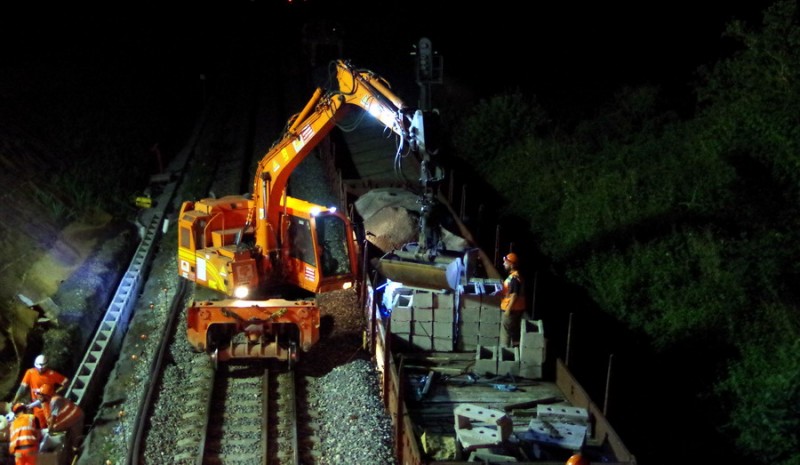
[34, 354, 47, 369]
[4, 412, 14, 422]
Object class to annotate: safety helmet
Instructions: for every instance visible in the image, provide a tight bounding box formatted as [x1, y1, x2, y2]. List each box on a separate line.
[566, 453, 589, 465]
[34, 354, 47, 369]
[503, 252, 519, 266]
[36, 384, 55, 397]
[11, 403, 26, 414]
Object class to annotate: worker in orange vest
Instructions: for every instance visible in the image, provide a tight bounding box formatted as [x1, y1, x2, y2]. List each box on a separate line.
[32, 384, 85, 454]
[11, 354, 69, 429]
[8, 403, 41, 465]
[500, 252, 526, 347]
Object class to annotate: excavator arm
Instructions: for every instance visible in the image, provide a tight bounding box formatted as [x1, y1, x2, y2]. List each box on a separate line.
[250, 59, 441, 257]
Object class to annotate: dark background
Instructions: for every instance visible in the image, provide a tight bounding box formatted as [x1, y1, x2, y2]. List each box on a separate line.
[2, 1, 770, 109]
[0, 2, 776, 464]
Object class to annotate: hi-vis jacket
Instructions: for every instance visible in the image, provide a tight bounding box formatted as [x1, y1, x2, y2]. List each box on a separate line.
[43, 395, 84, 431]
[501, 270, 526, 312]
[9, 413, 40, 454]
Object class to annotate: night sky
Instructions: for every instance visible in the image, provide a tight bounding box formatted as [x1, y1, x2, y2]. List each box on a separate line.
[2, 1, 772, 112]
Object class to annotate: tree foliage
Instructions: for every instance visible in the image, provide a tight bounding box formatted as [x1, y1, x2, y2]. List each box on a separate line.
[448, 1, 800, 463]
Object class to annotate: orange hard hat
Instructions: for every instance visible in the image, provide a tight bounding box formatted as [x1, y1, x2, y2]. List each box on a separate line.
[11, 403, 26, 414]
[566, 453, 589, 465]
[36, 384, 55, 397]
[503, 252, 519, 265]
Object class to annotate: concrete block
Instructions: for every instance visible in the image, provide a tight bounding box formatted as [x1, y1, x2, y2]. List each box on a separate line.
[474, 345, 498, 375]
[460, 306, 481, 323]
[412, 320, 433, 337]
[433, 336, 454, 352]
[391, 288, 414, 310]
[537, 404, 589, 423]
[479, 308, 502, 324]
[458, 321, 481, 338]
[389, 318, 411, 335]
[478, 335, 500, 348]
[457, 336, 478, 352]
[519, 362, 542, 379]
[432, 306, 455, 323]
[519, 343, 545, 365]
[524, 404, 589, 450]
[497, 346, 520, 377]
[454, 403, 513, 449]
[390, 305, 412, 322]
[480, 319, 501, 338]
[413, 289, 434, 308]
[482, 294, 503, 312]
[457, 427, 502, 450]
[412, 334, 434, 351]
[433, 292, 455, 311]
[523, 418, 587, 450]
[433, 321, 453, 339]
[520, 319, 545, 349]
[415, 306, 434, 322]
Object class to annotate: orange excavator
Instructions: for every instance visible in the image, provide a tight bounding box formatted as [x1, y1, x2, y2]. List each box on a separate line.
[178, 59, 444, 364]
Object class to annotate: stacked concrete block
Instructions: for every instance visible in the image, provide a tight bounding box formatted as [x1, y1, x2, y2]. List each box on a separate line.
[386, 287, 455, 352]
[457, 281, 483, 350]
[410, 289, 434, 351]
[411, 289, 456, 352]
[431, 291, 455, 351]
[388, 287, 414, 338]
[519, 319, 545, 379]
[457, 279, 511, 350]
[479, 279, 503, 342]
[412, 290, 433, 313]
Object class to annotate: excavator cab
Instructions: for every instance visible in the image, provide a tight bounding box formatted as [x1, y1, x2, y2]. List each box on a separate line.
[178, 195, 358, 300]
[279, 196, 358, 295]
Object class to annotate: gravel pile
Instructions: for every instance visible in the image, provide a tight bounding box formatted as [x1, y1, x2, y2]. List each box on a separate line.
[310, 359, 396, 465]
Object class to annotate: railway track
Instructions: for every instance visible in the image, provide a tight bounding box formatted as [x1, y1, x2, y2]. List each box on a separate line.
[272, 372, 324, 465]
[204, 364, 269, 465]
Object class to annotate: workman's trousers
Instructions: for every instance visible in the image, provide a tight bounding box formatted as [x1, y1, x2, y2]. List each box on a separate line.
[501, 310, 524, 347]
[14, 448, 38, 465]
[53, 411, 85, 452]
